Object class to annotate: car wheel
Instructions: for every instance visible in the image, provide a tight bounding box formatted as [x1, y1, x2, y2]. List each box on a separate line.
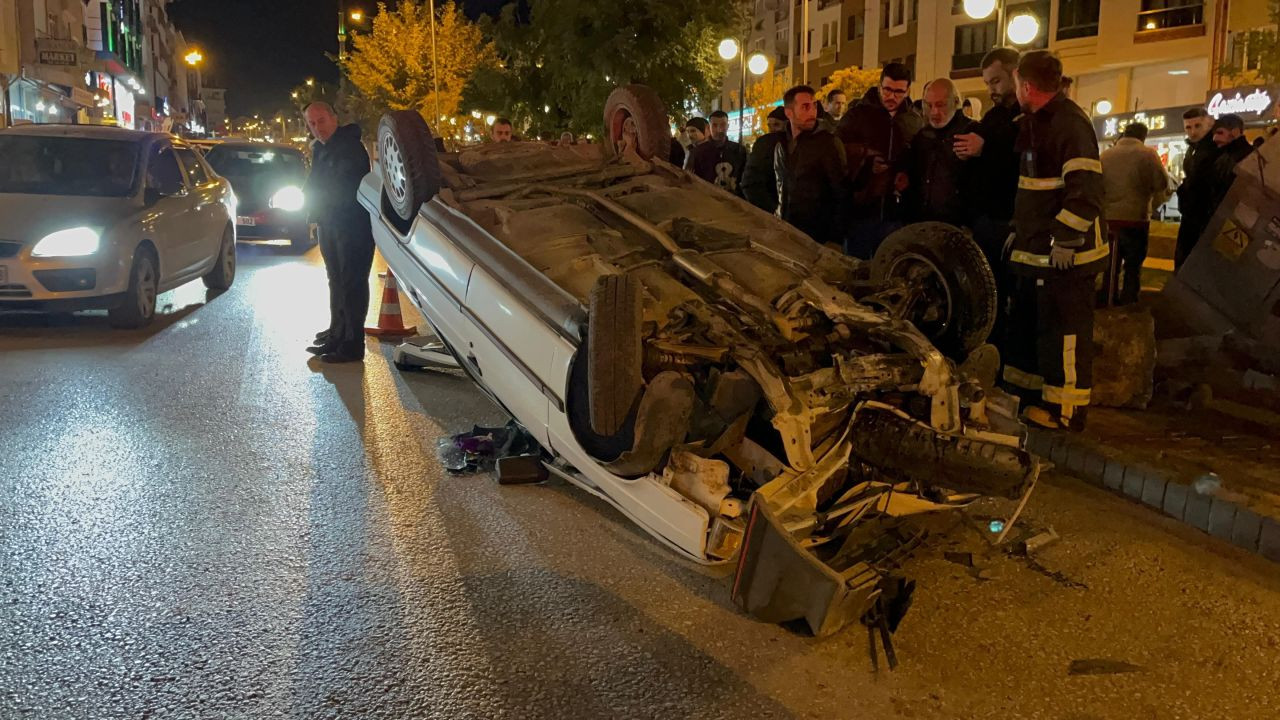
[870, 222, 997, 360]
[587, 273, 644, 437]
[109, 248, 158, 329]
[203, 225, 236, 291]
[378, 110, 441, 223]
[603, 84, 670, 161]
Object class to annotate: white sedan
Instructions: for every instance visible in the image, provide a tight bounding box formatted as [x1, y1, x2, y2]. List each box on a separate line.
[0, 125, 237, 328]
[360, 88, 1039, 639]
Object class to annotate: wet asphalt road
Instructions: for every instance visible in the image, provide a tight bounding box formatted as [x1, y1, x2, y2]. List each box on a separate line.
[2, 245, 1279, 720]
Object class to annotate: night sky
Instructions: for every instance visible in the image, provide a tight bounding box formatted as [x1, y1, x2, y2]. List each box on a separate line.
[168, 0, 510, 118]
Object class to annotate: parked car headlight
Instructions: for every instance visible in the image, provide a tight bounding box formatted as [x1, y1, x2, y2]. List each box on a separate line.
[269, 186, 305, 212]
[31, 227, 101, 258]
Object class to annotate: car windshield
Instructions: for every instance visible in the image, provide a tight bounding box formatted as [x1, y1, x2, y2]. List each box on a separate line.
[205, 146, 305, 182]
[0, 135, 140, 197]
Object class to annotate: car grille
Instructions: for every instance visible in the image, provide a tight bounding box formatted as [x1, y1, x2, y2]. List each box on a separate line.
[0, 240, 22, 258]
[0, 284, 33, 298]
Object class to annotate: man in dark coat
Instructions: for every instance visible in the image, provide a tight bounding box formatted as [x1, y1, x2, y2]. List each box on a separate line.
[742, 107, 788, 213]
[954, 48, 1022, 267]
[837, 63, 925, 257]
[906, 78, 976, 225]
[303, 102, 375, 363]
[686, 110, 749, 194]
[1207, 113, 1255, 218]
[774, 85, 848, 246]
[1174, 107, 1217, 269]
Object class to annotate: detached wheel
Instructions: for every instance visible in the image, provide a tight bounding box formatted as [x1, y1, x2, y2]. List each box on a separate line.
[109, 248, 158, 329]
[871, 222, 997, 359]
[378, 110, 442, 222]
[587, 274, 644, 437]
[203, 225, 236, 291]
[604, 84, 670, 161]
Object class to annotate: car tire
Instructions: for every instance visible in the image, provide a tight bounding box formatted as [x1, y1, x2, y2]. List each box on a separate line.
[871, 222, 997, 360]
[203, 225, 236, 291]
[603, 84, 670, 161]
[587, 273, 644, 437]
[109, 248, 158, 329]
[378, 110, 441, 223]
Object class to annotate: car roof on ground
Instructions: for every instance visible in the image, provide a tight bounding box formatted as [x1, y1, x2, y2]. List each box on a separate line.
[0, 124, 164, 143]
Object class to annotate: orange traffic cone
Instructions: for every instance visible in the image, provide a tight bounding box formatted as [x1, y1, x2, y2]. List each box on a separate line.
[365, 271, 417, 338]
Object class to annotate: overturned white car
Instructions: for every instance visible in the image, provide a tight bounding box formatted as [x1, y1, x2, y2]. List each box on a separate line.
[359, 86, 1040, 638]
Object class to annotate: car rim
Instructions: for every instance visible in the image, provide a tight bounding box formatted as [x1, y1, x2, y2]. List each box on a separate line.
[222, 234, 235, 277]
[886, 253, 952, 337]
[138, 259, 156, 317]
[382, 132, 407, 204]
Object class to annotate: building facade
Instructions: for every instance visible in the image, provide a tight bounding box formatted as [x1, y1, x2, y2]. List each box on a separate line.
[1, 0, 209, 134]
[720, 1, 1228, 142]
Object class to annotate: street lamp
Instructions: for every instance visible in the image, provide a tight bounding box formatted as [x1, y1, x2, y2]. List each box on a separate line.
[719, 37, 769, 141]
[184, 49, 203, 66]
[964, 0, 1041, 46]
[305, 78, 314, 87]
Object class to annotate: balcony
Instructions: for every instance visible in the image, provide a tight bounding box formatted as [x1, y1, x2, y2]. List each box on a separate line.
[1136, 1, 1205, 42]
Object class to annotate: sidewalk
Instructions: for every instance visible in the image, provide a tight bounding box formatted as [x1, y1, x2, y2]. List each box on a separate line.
[1027, 402, 1280, 563]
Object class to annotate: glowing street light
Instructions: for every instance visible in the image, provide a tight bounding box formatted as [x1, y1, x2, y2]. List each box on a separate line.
[1094, 99, 1113, 115]
[747, 53, 769, 76]
[305, 78, 315, 87]
[1006, 13, 1041, 45]
[184, 49, 203, 66]
[350, 9, 364, 22]
[718, 38, 740, 61]
[963, 0, 997, 20]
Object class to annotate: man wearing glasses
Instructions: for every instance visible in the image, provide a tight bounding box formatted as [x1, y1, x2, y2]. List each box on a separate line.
[837, 62, 924, 258]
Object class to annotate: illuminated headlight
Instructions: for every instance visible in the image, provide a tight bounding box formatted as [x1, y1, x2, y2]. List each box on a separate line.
[31, 227, 101, 257]
[269, 186, 305, 212]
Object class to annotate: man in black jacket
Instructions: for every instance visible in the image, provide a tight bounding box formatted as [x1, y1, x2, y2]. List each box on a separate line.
[837, 63, 925, 257]
[954, 48, 1021, 267]
[906, 78, 976, 225]
[1174, 107, 1217, 269]
[687, 110, 748, 194]
[303, 102, 375, 363]
[1207, 113, 1255, 217]
[742, 107, 788, 213]
[775, 85, 848, 246]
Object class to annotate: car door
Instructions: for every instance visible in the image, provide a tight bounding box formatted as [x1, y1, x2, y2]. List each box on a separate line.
[140, 141, 200, 283]
[174, 145, 227, 264]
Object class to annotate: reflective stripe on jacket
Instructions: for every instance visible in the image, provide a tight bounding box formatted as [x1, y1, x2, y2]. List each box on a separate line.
[1011, 93, 1108, 275]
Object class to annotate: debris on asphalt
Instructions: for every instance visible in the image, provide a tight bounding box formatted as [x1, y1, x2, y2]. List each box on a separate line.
[436, 421, 541, 475]
[1019, 528, 1060, 555]
[944, 551, 975, 567]
[1068, 658, 1145, 676]
[496, 454, 548, 485]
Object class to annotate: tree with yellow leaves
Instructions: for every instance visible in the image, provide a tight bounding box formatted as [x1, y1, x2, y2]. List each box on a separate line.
[342, 1, 497, 124]
[742, 71, 789, 137]
[818, 66, 881, 109]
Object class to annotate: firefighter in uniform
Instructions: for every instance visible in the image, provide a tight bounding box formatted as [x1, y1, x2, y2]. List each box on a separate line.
[1001, 51, 1107, 431]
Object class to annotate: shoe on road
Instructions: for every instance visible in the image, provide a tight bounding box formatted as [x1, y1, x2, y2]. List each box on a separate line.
[315, 329, 331, 342]
[307, 342, 338, 356]
[320, 348, 365, 364]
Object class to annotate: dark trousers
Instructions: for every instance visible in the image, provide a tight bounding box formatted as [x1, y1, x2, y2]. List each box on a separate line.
[319, 222, 376, 351]
[1174, 210, 1208, 270]
[1103, 222, 1148, 305]
[1001, 271, 1098, 423]
[971, 215, 1012, 346]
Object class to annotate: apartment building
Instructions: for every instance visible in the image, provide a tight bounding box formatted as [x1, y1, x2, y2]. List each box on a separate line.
[721, 1, 1259, 140]
[2, 0, 204, 132]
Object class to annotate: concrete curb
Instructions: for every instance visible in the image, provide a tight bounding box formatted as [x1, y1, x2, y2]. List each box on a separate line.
[1026, 429, 1280, 564]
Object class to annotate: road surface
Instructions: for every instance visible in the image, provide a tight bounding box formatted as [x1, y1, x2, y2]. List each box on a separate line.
[2, 245, 1278, 719]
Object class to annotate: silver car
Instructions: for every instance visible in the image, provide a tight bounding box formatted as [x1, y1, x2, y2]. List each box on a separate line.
[0, 125, 237, 328]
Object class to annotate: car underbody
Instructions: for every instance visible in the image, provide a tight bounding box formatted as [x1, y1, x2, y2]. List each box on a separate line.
[380, 122, 1041, 640]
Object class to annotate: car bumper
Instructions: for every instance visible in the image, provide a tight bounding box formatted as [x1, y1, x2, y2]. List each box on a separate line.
[0, 248, 131, 306]
[235, 210, 309, 241]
